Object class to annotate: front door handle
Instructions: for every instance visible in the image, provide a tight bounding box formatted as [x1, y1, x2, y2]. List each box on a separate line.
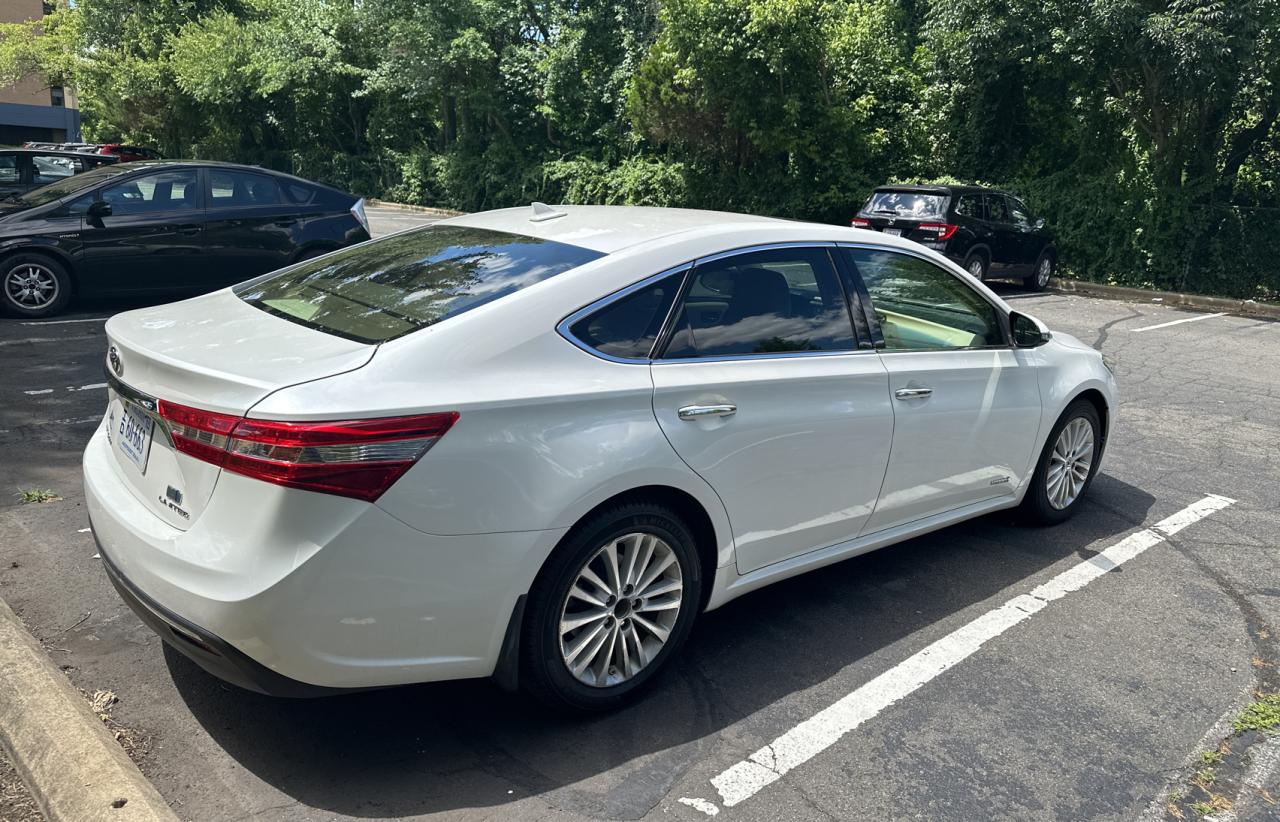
[894, 387, 933, 400]
[678, 403, 737, 420]
[176, 224, 201, 236]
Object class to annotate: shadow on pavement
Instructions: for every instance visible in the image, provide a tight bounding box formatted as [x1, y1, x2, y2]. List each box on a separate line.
[167, 473, 1155, 819]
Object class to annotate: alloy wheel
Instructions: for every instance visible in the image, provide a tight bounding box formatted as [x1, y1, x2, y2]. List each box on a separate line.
[968, 260, 984, 279]
[1046, 417, 1094, 510]
[1036, 258, 1052, 287]
[558, 531, 684, 688]
[4, 263, 59, 309]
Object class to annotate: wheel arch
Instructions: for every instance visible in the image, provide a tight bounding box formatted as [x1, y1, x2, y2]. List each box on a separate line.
[0, 242, 77, 288]
[1068, 387, 1110, 449]
[544, 484, 721, 614]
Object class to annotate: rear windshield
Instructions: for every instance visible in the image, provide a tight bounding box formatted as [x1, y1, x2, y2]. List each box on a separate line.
[235, 225, 605, 343]
[863, 191, 948, 219]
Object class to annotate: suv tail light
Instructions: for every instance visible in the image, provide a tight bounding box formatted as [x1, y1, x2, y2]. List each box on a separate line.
[350, 198, 370, 235]
[919, 222, 959, 241]
[851, 218, 871, 228]
[158, 401, 458, 502]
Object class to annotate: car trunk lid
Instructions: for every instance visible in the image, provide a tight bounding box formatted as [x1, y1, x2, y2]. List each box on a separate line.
[102, 289, 375, 530]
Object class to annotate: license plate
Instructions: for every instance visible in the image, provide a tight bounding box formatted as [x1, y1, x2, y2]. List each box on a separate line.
[114, 401, 154, 473]
[883, 228, 902, 237]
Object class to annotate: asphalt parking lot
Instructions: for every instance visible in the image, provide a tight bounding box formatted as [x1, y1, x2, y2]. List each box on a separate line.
[3, 214, 1280, 821]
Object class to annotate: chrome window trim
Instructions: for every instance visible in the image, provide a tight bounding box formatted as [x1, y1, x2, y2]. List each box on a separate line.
[835, 240, 1014, 351]
[556, 264, 693, 365]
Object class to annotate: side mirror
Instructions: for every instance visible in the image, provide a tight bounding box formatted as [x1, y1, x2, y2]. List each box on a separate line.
[1010, 311, 1051, 348]
[1034, 217, 1046, 230]
[86, 200, 112, 225]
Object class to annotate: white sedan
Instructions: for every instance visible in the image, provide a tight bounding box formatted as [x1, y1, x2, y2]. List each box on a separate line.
[84, 205, 1116, 710]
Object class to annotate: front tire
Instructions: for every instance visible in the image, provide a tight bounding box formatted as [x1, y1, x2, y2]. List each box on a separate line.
[1021, 400, 1102, 525]
[1, 253, 72, 318]
[521, 501, 702, 712]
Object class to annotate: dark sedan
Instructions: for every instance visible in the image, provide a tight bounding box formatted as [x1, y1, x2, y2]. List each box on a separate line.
[0, 160, 371, 318]
[0, 148, 119, 199]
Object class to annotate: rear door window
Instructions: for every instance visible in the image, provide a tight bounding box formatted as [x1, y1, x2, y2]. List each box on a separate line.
[236, 225, 604, 343]
[31, 154, 83, 186]
[209, 170, 284, 207]
[660, 247, 857, 358]
[0, 155, 17, 185]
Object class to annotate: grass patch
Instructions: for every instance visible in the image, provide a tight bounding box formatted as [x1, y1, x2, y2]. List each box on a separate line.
[1234, 693, 1280, 733]
[15, 488, 58, 504]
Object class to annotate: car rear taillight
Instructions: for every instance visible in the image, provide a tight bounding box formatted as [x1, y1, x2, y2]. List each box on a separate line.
[851, 218, 871, 228]
[351, 198, 370, 235]
[158, 401, 458, 502]
[919, 223, 959, 241]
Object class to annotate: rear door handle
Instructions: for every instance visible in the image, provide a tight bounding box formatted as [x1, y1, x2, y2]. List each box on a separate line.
[894, 387, 933, 400]
[678, 404, 737, 420]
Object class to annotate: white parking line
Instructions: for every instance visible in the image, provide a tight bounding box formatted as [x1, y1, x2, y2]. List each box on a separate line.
[1131, 312, 1227, 333]
[680, 493, 1235, 814]
[19, 317, 108, 325]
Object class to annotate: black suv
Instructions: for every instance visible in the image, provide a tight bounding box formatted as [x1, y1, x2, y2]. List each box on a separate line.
[852, 185, 1057, 290]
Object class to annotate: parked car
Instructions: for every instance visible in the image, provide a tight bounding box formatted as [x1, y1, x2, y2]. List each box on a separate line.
[852, 184, 1057, 290]
[84, 204, 1115, 711]
[0, 148, 118, 199]
[23, 141, 162, 162]
[0, 160, 371, 318]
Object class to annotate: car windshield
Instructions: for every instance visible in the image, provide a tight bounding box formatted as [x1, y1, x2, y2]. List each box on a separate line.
[236, 224, 605, 343]
[864, 191, 947, 219]
[9, 162, 135, 206]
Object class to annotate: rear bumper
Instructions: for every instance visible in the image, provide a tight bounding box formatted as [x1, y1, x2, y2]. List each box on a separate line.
[96, 537, 347, 697]
[83, 422, 566, 690]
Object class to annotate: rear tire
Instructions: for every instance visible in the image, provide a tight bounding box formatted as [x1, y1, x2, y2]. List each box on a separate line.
[520, 501, 702, 712]
[1, 253, 72, 318]
[1020, 400, 1102, 525]
[1025, 254, 1054, 291]
[962, 251, 988, 281]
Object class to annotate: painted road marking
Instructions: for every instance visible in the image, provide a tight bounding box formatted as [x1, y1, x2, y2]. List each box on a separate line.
[1131, 312, 1227, 333]
[679, 494, 1235, 815]
[19, 317, 108, 325]
[21, 384, 105, 395]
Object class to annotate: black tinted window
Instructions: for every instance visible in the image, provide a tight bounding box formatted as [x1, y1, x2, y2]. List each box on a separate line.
[955, 195, 983, 219]
[100, 170, 199, 214]
[31, 154, 83, 186]
[237, 225, 604, 343]
[210, 170, 283, 207]
[0, 155, 16, 184]
[570, 274, 681, 360]
[865, 190, 946, 219]
[661, 247, 856, 358]
[1007, 197, 1032, 226]
[987, 195, 1011, 222]
[847, 248, 1002, 350]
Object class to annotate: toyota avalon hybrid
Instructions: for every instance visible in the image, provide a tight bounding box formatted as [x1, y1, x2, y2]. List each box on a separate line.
[84, 205, 1116, 711]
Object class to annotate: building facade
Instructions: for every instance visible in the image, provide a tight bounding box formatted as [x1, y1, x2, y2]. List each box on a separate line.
[0, 1, 79, 145]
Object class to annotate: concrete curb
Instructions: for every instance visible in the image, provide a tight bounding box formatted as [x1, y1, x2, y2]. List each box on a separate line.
[364, 199, 465, 218]
[0, 596, 177, 822]
[1054, 278, 1280, 319]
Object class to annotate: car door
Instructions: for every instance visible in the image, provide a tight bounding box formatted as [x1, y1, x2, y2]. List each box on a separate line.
[842, 245, 1043, 533]
[1005, 195, 1041, 272]
[649, 245, 895, 574]
[982, 194, 1021, 273]
[202, 168, 301, 285]
[77, 168, 206, 295]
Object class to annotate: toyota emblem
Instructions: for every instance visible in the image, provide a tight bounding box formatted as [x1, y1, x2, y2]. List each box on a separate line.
[108, 346, 122, 377]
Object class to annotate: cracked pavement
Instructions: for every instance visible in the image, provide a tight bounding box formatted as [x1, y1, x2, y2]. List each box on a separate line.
[2, 271, 1278, 821]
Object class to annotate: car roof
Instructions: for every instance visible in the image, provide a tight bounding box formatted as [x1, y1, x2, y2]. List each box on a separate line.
[872, 184, 1005, 196]
[0, 148, 115, 159]
[442, 205, 788, 254]
[101, 159, 356, 195]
